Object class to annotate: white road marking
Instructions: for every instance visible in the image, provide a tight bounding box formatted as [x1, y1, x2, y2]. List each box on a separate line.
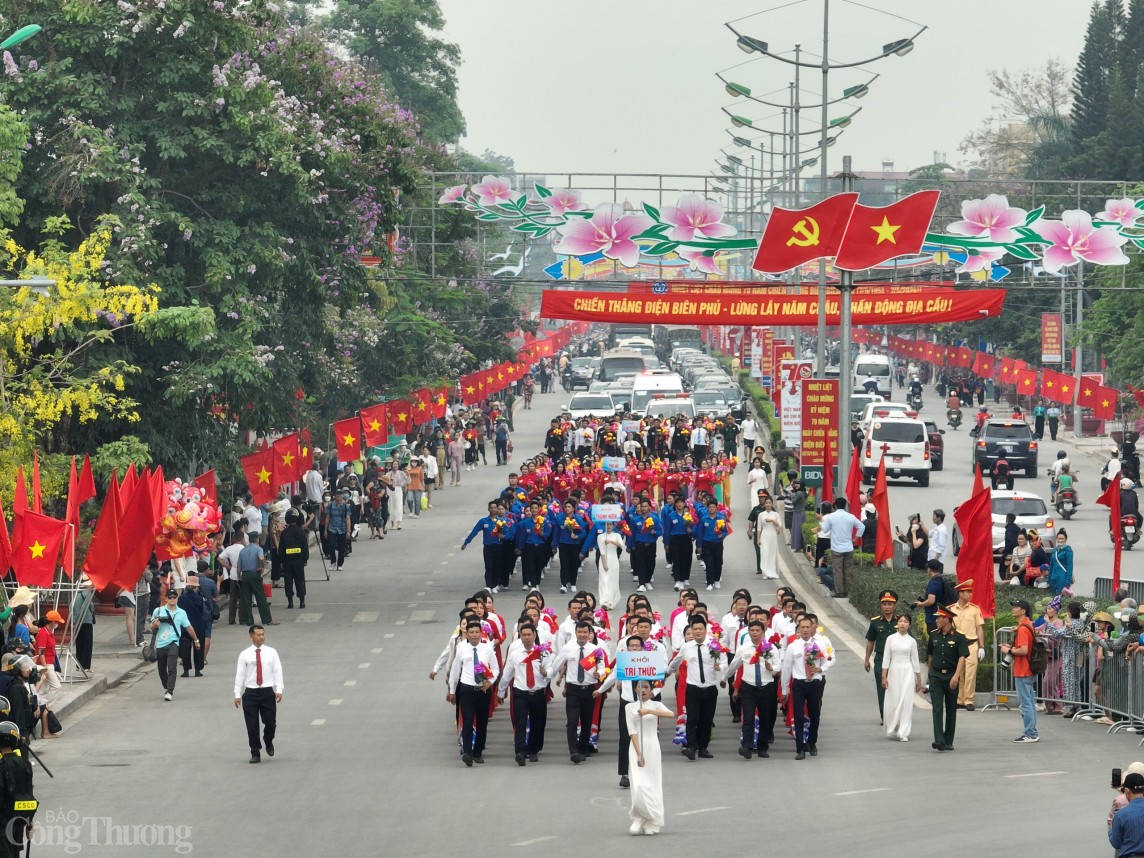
[408, 603, 419, 608]
[447, 553, 456, 557]
[353, 611, 379, 622]
[440, 561, 449, 566]
[513, 837, 556, 847]
[834, 788, 891, 796]
[426, 581, 434, 586]
[371, 648, 383, 653]
[409, 610, 436, 622]
[395, 620, 406, 625]
[416, 592, 426, 596]
[311, 719, 326, 726]
[344, 680, 357, 687]
[358, 663, 370, 669]
[384, 633, 394, 639]
[295, 614, 320, 623]
[329, 699, 342, 706]
[675, 807, 730, 817]
[1004, 771, 1067, 778]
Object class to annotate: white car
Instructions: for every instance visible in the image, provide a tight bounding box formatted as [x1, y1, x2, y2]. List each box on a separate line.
[990, 490, 1057, 557]
[860, 414, 931, 486]
[857, 401, 912, 435]
[563, 392, 620, 420]
[643, 396, 697, 420]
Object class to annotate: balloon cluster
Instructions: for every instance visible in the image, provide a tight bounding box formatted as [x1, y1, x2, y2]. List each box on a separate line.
[154, 480, 222, 559]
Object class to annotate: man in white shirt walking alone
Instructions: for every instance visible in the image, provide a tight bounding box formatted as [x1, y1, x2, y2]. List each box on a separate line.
[817, 498, 864, 599]
[234, 624, 284, 764]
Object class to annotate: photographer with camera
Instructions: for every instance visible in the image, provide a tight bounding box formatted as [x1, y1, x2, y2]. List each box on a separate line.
[1111, 771, 1144, 856]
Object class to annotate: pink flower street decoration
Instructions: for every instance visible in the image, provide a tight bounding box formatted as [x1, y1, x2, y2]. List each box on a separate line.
[955, 247, 1005, 274]
[545, 188, 587, 217]
[554, 204, 652, 267]
[947, 194, 1027, 243]
[1095, 198, 1142, 229]
[678, 247, 720, 274]
[471, 175, 514, 207]
[661, 194, 736, 242]
[438, 185, 466, 205]
[1038, 210, 1129, 274]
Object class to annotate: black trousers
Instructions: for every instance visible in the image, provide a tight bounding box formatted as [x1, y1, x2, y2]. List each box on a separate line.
[179, 633, 205, 674]
[157, 642, 179, 693]
[511, 687, 548, 754]
[282, 560, 306, 604]
[701, 541, 724, 585]
[499, 543, 516, 588]
[685, 684, 718, 750]
[521, 544, 546, 588]
[874, 657, 886, 718]
[482, 544, 499, 589]
[631, 542, 656, 585]
[693, 445, 709, 463]
[457, 683, 491, 755]
[792, 678, 825, 752]
[670, 537, 693, 582]
[327, 531, 346, 568]
[242, 686, 276, 754]
[565, 684, 595, 755]
[739, 682, 777, 750]
[930, 674, 957, 747]
[75, 622, 94, 670]
[495, 439, 509, 464]
[558, 543, 582, 588]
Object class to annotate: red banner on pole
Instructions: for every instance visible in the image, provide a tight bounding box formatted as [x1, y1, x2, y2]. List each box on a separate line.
[540, 287, 1006, 326]
[799, 379, 839, 487]
[1041, 313, 1063, 364]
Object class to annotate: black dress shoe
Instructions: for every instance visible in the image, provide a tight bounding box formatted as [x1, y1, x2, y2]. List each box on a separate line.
[473, 755, 485, 764]
[931, 742, 946, 752]
[808, 745, 818, 757]
[286, 603, 293, 609]
[299, 601, 305, 609]
[738, 746, 751, 760]
[181, 671, 189, 678]
[758, 748, 770, 758]
[698, 748, 714, 759]
[570, 753, 583, 764]
[587, 746, 598, 755]
[732, 716, 742, 724]
[462, 753, 474, 767]
[266, 740, 274, 757]
[965, 704, 975, 711]
[194, 671, 204, 677]
[619, 775, 630, 788]
[249, 754, 261, 764]
[515, 753, 526, 766]
[795, 751, 806, 760]
[944, 745, 955, 751]
[684, 746, 697, 761]
[528, 754, 539, 762]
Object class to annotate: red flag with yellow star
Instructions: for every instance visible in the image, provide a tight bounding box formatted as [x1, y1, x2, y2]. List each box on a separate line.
[272, 432, 302, 485]
[332, 417, 363, 464]
[12, 511, 67, 587]
[459, 373, 481, 406]
[360, 403, 389, 446]
[834, 191, 940, 271]
[971, 351, 996, 379]
[241, 448, 277, 505]
[752, 193, 859, 274]
[1092, 384, 1119, 420]
[410, 389, 433, 425]
[1040, 368, 1073, 404]
[432, 386, 449, 419]
[387, 400, 413, 436]
[1015, 367, 1038, 397]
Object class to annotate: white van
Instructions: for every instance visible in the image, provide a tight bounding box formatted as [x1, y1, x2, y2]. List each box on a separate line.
[631, 372, 684, 413]
[853, 354, 893, 398]
[860, 413, 931, 486]
[597, 349, 647, 382]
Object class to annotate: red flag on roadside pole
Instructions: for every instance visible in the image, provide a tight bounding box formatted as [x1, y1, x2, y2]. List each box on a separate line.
[12, 467, 27, 519]
[360, 403, 390, 447]
[1093, 384, 1119, 421]
[62, 457, 80, 576]
[78, 454, 96, 505]
[82, 474, 122, 590]
[112, 466, 164, 592]
[0, 497, 11, 577]
[972, 463, 984, 497]
[240, 449, 277, 506]
[870, 457, 893, 566]
[1098, 478, 1124, 591]
[834, 191, 940, 271]
[432, 386, 449, 419]
[752, 193, 859, 274]
[193, 469, 217, 504]
[31, 452, 42, 515]
[12, 511, 67, 587]
[388, 401, 413, 436]
[332, 418, 363, 463]
[971, 352, 996, 379]
[272, 432, 302, 486]
[955, 478, 995, 619]
[411, 389, 433, 425]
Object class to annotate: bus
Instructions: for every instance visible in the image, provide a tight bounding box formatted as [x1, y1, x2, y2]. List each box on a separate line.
[609, 324, 653, 348]
[653, 325, 703, 360]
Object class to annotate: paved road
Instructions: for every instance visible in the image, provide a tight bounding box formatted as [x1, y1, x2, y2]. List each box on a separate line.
[40, 386, 1128, 854]
[881, 390, 1133, 596]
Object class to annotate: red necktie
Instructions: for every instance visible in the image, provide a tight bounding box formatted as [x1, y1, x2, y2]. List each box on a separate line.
[525, 651, 535, 688]
[255, 647, 263, 686]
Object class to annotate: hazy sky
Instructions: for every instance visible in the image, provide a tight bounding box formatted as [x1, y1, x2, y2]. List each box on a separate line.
[438, 0, 1094, 179]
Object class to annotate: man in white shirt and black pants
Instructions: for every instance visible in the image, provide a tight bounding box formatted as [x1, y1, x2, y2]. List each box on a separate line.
[548, 621, 602, 764]
[928, 509, 949, 568]
[780, 614, 835, 760]
[497, 623, 550, 766]
[446, 620, 499, 767]
[668, 615, 722, 760]
[726, 619, 780, 759]
[233, 624, 284, 764]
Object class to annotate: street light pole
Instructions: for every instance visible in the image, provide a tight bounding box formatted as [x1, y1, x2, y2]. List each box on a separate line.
[816, 0, 831, 378]
[837, 155, 856, 490]
[1074, 262, 1085, 440]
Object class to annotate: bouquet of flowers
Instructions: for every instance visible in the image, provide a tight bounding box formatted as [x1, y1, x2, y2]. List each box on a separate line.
[619, 520, 632, 537]
[473, 659, 491, 681]
[643, 639, 657, 652]
[551, 428, 563, 437]
[535, 642, 552, 655]
[653, 611, 662, 623]
[804, 638, 823, 667]
[533, 514, 546, 535]
[767, 632, 783, 647]
[491, 518, 507, 538]
[707, 638, 729, 656]
[682, 511, 695, 526]
[541, 607, 557, 621]
[677, 426, 691, 439]
[643, 516, 655, 530]
[752, 640, 775, 664]
[564, 516, 580, 532]
[714, 518, 727, 534]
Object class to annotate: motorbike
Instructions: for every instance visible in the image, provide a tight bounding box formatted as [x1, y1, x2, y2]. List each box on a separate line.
[1119, 515, 1141, 550]
[908, 391, 923, 411]
[947, 408, 962, 430]
[561, 366, 573, 392]
[990, 458, 1014, 491]
[1055, 486, 1079, 520]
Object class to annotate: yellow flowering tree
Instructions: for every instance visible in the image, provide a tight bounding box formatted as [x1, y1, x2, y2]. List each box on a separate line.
[0, 215, 161, 505]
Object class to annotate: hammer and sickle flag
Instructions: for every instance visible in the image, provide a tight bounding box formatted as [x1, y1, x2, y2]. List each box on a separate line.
[752, 192, 858, 274]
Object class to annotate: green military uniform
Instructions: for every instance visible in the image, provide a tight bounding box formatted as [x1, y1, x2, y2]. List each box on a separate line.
[926, 615, 970, 751]
[865, 614, 898, 719]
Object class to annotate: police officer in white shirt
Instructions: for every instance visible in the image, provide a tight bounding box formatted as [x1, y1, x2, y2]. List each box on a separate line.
[446, 621, 499, 767]
[548, 620, 603, 764]
[779, 614, 836, 760]
[725, 619, 782, 759]
[668, 615, 722, 760]
[497, 622, 551, 766]
[233, 624, 284, 764]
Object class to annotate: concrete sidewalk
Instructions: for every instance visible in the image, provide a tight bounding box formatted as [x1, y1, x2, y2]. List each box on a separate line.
[52, 608, 153, 723]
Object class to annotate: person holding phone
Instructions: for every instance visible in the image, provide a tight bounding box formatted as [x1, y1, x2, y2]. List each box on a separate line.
[1110, 762, 1144, 830]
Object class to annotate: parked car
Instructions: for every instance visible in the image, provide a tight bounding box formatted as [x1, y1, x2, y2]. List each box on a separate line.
[923, 420, 945, 471]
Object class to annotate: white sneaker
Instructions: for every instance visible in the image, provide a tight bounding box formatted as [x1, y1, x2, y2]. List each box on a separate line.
[336, 566, 343, 572]
[164, 692, 173, 702]
[631, 576, 639, 583]
[636, 585, 647, 593]
[714, 581, 721, 589]
[706, 585, 714, 591]
[673, 582, 683, 591]
[560, 586, 568, 594]
[521, 585, 529, 591]
[645, 583, 653, 590]
[1014, 735, 1040, 743]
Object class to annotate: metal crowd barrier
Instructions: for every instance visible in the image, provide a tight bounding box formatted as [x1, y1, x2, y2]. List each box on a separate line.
[983, 627, 1015, 712]
[1094, 576, 1144, 604]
